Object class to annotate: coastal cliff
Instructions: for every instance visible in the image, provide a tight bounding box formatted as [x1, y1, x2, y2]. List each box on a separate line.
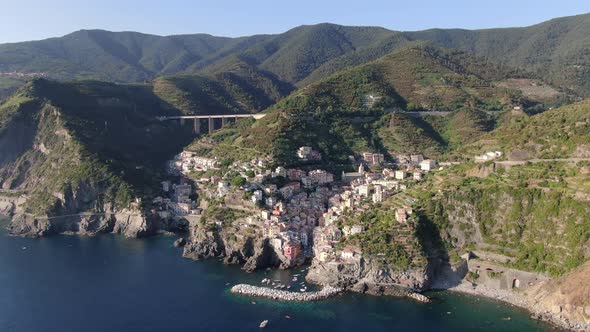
[306, 257, 431, 295]
[525, 261, 590, 331]
[182, 220, 291, 271]
[0, 79, 193, 237]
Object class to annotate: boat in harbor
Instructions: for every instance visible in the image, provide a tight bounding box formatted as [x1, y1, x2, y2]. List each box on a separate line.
[259, 320, 269, 328]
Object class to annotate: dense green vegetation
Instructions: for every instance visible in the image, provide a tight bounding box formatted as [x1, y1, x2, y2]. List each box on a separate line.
[187, 46, 536, 165]
[414, 161, 590, 276]
[337, 208, 425, 269]
[153, 62, 293, 115]
[462, 99, 590, 159]
[273, 46, 529, 112]
[1, 13, 589, 97]
[0, 79, 195, 216]
[407, 13, 590, 96]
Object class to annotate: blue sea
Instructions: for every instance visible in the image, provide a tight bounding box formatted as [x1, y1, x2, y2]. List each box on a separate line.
[0, 218, 559, 332]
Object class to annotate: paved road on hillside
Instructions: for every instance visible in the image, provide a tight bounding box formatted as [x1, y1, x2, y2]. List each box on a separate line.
[494, 157, 590, 166]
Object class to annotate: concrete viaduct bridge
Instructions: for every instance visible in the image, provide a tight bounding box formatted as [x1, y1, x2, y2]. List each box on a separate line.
[157, 114, 266, 134]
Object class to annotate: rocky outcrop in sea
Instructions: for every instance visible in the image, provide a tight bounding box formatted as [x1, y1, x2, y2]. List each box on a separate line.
[182, 222, 289, 271]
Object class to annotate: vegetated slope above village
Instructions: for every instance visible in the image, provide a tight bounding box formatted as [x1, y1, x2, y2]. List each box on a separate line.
[2, 13, 590, 98]
[186, 46, 551, 165]
[460, 99, 590, 160]
[414, 160, 590, 277]
[409, 98, 590, 277]
[0, 78, 194, 217]
[272, 45, 536, 112]
[153, 61, 294, 115]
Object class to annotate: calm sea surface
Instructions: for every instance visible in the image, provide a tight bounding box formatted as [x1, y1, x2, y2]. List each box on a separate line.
[0, 218, 559, 332]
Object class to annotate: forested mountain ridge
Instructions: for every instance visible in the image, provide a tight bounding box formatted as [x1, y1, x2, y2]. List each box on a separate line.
[1, 13, 590, 99]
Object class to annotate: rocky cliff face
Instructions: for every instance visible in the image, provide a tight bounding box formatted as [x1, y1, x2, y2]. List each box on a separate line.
[305, 257, 432, 295]
[425, 185, 590, 276]
[183, 221, 289, 271]
[0, 79, 192, 238]
[525, 261, 590, 331]
[5, 209, 170, 238]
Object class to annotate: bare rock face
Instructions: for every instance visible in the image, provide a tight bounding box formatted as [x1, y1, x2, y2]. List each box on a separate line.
[305, 257, 430, 293]
[182, 224, 287, 271]
[112, 211, 151, 237]
[7, 214, 51, 237]
[183, 230, 225, 260]
[525, 261, 590, 331]
[243, 239, 283, 272]
[7, 210, 156, 238]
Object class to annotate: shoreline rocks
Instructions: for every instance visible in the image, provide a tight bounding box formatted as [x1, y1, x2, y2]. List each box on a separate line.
[407, 292, 431, 303]
[174, 237, 186, 247]
[230, 284, 342, 302]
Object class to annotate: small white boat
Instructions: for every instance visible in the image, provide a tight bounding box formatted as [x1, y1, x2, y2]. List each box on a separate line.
[259, 320, 269, 328]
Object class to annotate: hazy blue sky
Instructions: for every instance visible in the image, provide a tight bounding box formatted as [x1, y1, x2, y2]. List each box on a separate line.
[2, 0, 589, 43]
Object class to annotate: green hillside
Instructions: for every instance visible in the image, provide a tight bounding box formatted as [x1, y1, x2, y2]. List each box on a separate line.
[414, 160, 590, 276]
[2, 13, 588, 97]
[272, 46, 534, 113]
[154, 62, 293, 115]
[406, 13, 590, 96]
[0, 79, 194, 216]
[187, 46, 535, 165]
[462, 99, 590, 159]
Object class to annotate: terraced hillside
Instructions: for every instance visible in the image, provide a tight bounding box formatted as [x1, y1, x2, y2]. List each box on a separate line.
[187, 46, 541, 165]
[462, 99, 590, 160]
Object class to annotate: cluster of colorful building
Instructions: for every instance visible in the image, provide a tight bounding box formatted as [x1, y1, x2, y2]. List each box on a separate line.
[161, 147, 439, 266]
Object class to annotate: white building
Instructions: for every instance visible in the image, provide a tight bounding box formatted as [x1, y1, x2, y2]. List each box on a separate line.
[274, 166, 287, 178]
[217, 182, 229, 197]
[420, 159, 437, 172]
[251, 190, 263, 203]
[372, 184, 384, 203]
[357, 185, 370, 198]
[395, 170, 407, 180]
[341, 249, 354, 259]
[410, 154, 424, 165]
[297, 146, 313, 159]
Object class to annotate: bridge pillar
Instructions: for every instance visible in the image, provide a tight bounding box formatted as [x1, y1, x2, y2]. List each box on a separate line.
[222, 117, 229, 127]
[193, 118, 200, 134]
[208, 117, 214, 134]
[180, 118, 185, 126]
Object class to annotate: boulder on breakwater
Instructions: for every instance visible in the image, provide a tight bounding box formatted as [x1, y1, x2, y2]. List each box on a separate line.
[230, 284, 342, 302]
[407, 292, 431, 303]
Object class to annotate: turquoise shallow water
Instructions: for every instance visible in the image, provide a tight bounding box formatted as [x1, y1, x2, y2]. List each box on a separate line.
[0, 221, 560, 332]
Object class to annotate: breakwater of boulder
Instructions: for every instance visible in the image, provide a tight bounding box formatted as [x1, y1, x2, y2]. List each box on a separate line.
[230, 284, 342, 301]
[407, 292, 431, 303]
